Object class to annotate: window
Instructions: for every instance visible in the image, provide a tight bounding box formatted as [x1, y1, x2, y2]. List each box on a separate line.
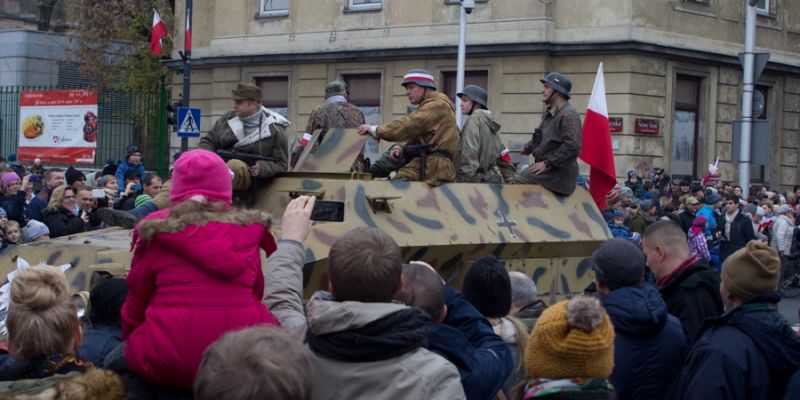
[444, 0, 488, 4]
[683, 0, 710, 4]
[441, 70, 489, 104]
[346, 0, 381, 12]
[259, 0, 288, 17]
[255, 76, 289, 117]
[754, 0, 769, 14]
[342, 73, 382, 161]
[671, 75, 701, 178]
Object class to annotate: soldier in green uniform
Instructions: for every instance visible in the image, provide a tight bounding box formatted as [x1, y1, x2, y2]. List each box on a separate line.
[198, 83, 290, 191]
[455, 85, 514, 183]
[357, 69, 458, 186]
[507, 73, 582, 196]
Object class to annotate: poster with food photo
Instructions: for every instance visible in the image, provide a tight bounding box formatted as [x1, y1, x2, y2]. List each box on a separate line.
[18, 89, 98, 164]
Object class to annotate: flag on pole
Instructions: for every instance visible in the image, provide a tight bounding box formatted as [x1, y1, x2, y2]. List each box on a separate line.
[579, 63, 616, 210]
[299, 132, 313, 147]
[500, 147, 512, 163]
[150, 9, 168, 57]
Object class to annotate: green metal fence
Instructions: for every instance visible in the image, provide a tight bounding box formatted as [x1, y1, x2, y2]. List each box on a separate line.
[0, 84, 169, 178]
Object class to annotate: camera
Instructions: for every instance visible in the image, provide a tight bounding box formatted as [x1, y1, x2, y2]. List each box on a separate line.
[91, 188, 106, 199]
[461, 0, 475, 14]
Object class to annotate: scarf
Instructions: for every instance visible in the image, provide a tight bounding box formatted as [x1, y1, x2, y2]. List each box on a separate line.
[725, 209, 739, 240]
[307, 308, 430, 363]
[656, 255, 701, 288]
[0, 354, 92, 380]
[522, 378, 613, 399]
[240, 110, 262, 137]
[325, 95, 347, 104]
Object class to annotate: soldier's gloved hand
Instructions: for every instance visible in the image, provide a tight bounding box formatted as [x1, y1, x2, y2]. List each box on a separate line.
[281, 196, 315, 243]
[248, 164, 261, 177]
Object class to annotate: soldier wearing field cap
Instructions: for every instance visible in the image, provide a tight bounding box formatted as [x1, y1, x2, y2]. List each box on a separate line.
[669, 240, 800, 400]
[456, 84, 514, 183]
[357, 69, 458, 186]
[199, 83, 290, 190]
[508, 72, 581, 196]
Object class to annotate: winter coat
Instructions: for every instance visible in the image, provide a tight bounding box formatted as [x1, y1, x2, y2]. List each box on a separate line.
[602, 285, 688, 400]
[518, 102, 582, 196]
[427, 285, 513, 400]
[628, 210, 656, 234]
[456, 109, 514, 183]
[375, 91, 459, 186]
[198, 107, 290, 179]
[121, 208, 280, 390]
[607, 221, 631, 240]
[625, 181, 644, 199]
[263, 241, 465, 400]
[304, 99, 365, 134]
[79, 323, 121, 368]
[24, 189, 50, 222]
[114, 160, 145, 193]
[1, 191, 26, 226]
[0, 368, 126, 399]
[514, 300, 547, 331]
[658, 258, 724, 344]
[678, 210, 696, 236]
[668, 292, 800, 400]
[41, 207, 88, 238]
[696, 205, 718, 236]
[719, 211, 756, 262]
[771, 215, 794, 255]
[688, 230, 711, 261]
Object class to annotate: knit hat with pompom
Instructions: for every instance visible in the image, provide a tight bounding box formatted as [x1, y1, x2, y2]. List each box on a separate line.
[524, 296, 614, 379]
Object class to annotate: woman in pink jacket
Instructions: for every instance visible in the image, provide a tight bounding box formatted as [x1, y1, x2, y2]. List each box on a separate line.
[121, 149, 279, 390]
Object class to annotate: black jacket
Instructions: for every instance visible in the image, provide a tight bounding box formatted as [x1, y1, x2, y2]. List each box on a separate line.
[42, 208, 89, 238]
[1, 191, 26, 226]
[669, 292, 800, 400]
[658, 258, 724, 344]
[719, 211, 756, 262]
[678, 210, 696, 235]
[602, 285, 688, 400]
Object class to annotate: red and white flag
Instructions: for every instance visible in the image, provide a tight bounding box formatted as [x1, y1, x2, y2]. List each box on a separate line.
[299, 132, 313, 147]
[150, 9, 168, 57]
[579, 63, 616, 210]
[500, 147, 512, 163]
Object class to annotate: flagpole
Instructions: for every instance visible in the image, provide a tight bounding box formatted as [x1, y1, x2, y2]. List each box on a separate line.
[181, 0, 192, 152]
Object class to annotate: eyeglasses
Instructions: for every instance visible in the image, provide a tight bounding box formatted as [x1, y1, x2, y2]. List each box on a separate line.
[63, 195, 76, 199]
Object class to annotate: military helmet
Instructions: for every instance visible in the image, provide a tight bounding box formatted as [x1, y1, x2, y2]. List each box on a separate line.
[540, 72, 572, 99]
[401, 69, 437, 90]
[325, 80, 348, 96]
[457, 84, 488, 108]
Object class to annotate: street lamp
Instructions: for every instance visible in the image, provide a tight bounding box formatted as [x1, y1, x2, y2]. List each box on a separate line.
[455, 0, 475, 128]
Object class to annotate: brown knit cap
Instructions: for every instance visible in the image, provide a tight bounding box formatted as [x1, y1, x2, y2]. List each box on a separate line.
[524, 296, 614, 380]
[721, 240, 780, 301]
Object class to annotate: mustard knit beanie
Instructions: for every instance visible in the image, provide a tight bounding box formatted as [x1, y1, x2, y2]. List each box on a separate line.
[524, 296, 614, 380]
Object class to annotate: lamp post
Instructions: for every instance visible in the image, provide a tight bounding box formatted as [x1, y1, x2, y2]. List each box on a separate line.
[455, 0, 474, 128]
[181, 0, 193, 152]
[737, 0, 758, 199]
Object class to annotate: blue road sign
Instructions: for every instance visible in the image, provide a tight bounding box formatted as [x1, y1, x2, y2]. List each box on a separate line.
[177, 107, 201, 137]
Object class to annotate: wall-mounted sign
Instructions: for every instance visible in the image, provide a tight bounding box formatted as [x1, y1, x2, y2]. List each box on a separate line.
[634, 118, 660, 134]
[609, 117, 623, 133]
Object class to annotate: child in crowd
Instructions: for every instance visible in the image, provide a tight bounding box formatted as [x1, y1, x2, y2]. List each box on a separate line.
[21, 220, 50, 243]
[0, 207, 7, 230]
[3, 220, 21, 246]
[688, 215, 711, 261]
[608, 210, 632, 240]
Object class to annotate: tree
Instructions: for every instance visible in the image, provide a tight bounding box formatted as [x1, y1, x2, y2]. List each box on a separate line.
[67, 0, 174, 91]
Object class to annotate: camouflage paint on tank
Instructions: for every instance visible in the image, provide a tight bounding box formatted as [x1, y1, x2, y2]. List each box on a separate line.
[257, 130, 612, 298]
[0, 228, 132, 293]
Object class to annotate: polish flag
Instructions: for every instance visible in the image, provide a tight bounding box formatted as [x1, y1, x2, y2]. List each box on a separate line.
[150, 9, 168, 57]
[579, 63, 616, 210]
[299, 132, 313, 147]
[500, 147, 512, 163]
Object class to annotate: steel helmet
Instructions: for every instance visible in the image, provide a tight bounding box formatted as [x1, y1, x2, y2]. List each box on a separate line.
[457, 84, 488, 108]
[540, 72, 572, 99]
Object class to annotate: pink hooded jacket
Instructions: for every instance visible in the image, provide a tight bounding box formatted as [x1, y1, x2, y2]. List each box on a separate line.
[121, 209, 279, 389]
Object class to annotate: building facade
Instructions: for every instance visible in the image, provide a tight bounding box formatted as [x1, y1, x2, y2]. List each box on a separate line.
[169, 0, 800, 190]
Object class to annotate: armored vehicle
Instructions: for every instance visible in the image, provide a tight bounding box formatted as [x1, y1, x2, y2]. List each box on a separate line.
[0, 128, 612, 299]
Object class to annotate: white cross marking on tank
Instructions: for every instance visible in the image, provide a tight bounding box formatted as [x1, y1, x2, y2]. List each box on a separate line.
[496, 210, 517, 238]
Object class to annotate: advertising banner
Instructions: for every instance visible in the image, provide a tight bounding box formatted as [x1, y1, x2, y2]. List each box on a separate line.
[18, 89, 98, 164]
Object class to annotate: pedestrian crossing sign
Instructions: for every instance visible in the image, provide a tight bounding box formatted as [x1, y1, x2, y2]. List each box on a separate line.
[177, 107, 201, 137]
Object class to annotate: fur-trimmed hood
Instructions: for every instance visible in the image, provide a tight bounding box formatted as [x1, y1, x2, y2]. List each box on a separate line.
[0, 368, 126, 399]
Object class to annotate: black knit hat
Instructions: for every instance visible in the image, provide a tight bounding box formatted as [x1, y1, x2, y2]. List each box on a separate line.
[88, 278, 128, 325]
[463, 255, 512, 318]
[591, 238, 645, 291]
[65, 167, 86, 186]
[126, 145, 141, 159]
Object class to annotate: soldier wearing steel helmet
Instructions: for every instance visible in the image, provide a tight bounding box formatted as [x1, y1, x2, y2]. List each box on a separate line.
[357, 69, 458, 186]
[507, 72, 582, 196]
[455, 84, 514, 183]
